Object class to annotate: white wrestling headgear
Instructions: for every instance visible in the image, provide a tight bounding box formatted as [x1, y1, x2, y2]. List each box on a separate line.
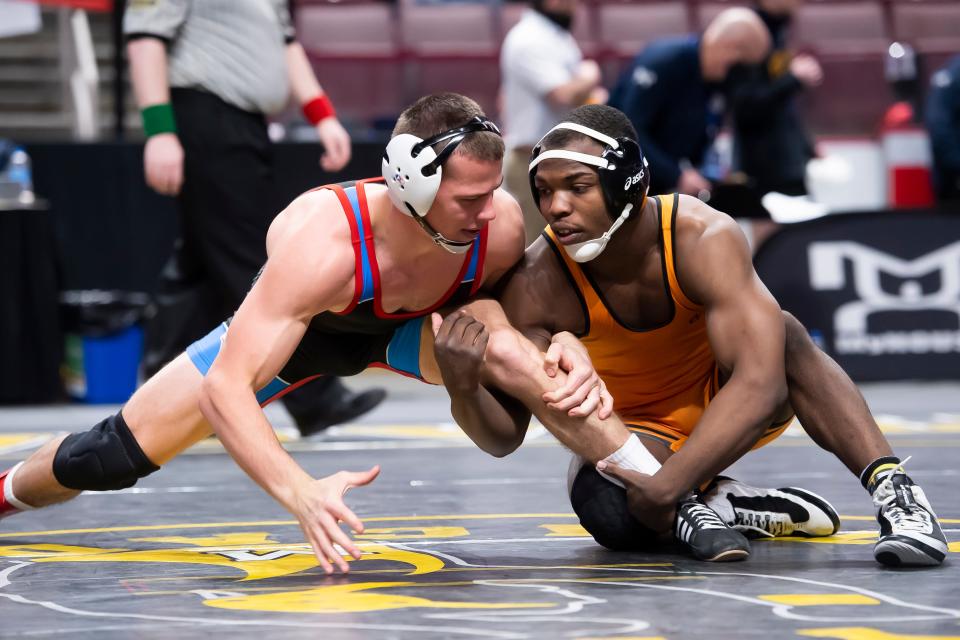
[382, 116, 502, 254]
[528, 122, 649, 263]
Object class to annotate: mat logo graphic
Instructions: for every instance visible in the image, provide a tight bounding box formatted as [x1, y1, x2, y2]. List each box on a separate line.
[809, 241, 960, 355]
[0, 524, 589, 617]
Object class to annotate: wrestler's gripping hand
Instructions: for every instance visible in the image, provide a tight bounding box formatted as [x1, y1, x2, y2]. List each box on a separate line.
[431, 310, 488, 393]
[293, 466, 380, 574]
[597, 461, 676, 533]
[543, 333, 614, 419]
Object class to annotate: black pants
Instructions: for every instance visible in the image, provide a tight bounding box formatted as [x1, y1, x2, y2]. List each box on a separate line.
[143, 88, 338, 421]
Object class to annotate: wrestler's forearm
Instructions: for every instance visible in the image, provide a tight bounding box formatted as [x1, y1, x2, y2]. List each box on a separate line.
[447, 385, 529, 457]
[483, 328, 631, 463]
[199, 374, 313, 509]
[654, 378, 784, 499]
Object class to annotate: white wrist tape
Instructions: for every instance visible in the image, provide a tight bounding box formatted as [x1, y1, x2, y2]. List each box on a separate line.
[597, 433, 662, 488]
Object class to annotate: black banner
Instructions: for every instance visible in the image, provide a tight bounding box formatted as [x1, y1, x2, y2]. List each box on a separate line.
[755, 212, 960, 381]
[24, 140, 386, 293]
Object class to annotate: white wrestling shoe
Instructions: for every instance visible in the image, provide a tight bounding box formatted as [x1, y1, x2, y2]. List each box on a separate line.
[870, 459, 947, 567]
[702, 476, 840, 539]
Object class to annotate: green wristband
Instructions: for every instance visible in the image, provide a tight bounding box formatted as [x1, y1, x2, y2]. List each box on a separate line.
[141, 103, 177, 137]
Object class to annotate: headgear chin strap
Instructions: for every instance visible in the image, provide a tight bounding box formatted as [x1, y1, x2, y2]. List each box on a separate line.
[409, 212, 474, 254]
[382, 116, 501, 254]
[563, 203, 633, 263]
[528, 122, 650, 263]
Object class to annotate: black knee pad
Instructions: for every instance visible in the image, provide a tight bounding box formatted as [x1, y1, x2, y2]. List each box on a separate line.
[570, 464, 659, 552]
[53, 412, 160, 491]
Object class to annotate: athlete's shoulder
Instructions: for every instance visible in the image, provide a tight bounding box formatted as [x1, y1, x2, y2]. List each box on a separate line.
[496, 233, 581, 334]
[673, 193, 742, 247]
[522, 233, 567, 279]
[264, 187, 356, 283]
[498, 233, 570, 306]
[480, 189, 527, 286]
[491, 188, 526, 245]
[672, 193, 755, 304]
[274, 188, 350, 235]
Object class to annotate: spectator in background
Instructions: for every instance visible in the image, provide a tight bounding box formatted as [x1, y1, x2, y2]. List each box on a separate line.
[500, 0, 607, 244]
[126, 0, 385, 437]
[609, 8, 770, 198]
[925, 54, 960, 207]
[728, 0, 821, 198]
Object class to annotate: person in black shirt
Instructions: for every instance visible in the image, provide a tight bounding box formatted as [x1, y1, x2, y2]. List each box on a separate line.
[610, 8, 770, 197]
[727, 0, 822, 198]
[925, 54, 960, 207]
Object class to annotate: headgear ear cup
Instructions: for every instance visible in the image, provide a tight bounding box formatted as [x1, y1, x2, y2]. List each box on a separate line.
[382, 134, 443, 217]
[381, 116, 501, 219]
[599, 137, 649, 215]
[527, 122, 651, 263]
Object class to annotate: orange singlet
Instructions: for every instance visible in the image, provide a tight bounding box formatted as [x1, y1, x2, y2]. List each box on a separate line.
[544, 193, 790, 452]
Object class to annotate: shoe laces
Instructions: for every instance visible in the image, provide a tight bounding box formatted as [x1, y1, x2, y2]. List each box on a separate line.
[875, 457, 932, 533]
[679, 501, 727, 537]
[884, 502, 931, 533]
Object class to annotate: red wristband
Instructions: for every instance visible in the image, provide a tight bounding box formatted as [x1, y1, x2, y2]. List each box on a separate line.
[303, 94, 336, 125]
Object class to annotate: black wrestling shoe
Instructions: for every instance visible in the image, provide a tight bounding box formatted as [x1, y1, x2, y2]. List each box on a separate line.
[702, 477, 840, 539]
[294, 386, 387, 437]
[675, 497, 750, 562]
[871, 461, 947, 567]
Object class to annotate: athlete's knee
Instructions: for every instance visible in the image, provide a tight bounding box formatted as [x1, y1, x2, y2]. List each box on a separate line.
[569, 464, 660, 552]
[53, 412, 160, 491]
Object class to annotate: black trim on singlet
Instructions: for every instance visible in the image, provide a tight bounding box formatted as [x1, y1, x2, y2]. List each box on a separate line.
[541, 229, 592, 338]
[668, 191, 700, 307]
[545, 198, 677, 334]
[578, 196, 675, 332]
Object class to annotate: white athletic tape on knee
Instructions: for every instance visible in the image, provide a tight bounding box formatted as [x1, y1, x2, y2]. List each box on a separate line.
[4, 462, 36, 511]
[597, 434, 662, 489]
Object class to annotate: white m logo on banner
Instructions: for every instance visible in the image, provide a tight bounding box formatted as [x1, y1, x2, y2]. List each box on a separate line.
[808, 241, 960, 354]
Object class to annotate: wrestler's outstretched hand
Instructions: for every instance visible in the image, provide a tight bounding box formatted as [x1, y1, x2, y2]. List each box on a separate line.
[543, 332, 614, 419]
[291, 465, 380, 574]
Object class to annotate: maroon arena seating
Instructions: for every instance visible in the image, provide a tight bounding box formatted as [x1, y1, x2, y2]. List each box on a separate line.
[296, 3, 404, 124]
[599, 1, 690, 59]
[291, 0, 960, 135]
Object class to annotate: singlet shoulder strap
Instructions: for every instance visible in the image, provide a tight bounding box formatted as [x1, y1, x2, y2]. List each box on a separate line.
[659, 193, 701, 311]
[542, 226, 600, 310]
[324, 181, 376, 314]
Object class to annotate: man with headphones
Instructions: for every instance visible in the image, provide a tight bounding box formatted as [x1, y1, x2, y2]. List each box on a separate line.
[0, 93, 610, 573]
[434, 103, 948, 567]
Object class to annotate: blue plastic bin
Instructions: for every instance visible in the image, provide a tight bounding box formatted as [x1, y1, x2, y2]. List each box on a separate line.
[61, 290, 149, 404]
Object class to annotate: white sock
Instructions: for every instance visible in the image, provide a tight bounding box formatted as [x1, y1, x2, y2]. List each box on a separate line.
[597, 434, 662, 489]
[4, 462, 35, 511]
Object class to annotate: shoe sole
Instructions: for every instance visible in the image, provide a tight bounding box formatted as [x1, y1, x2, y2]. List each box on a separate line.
[875, 536, 947, 567]
[778, 487, 842, 536]
[700, 548, 750, 562]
